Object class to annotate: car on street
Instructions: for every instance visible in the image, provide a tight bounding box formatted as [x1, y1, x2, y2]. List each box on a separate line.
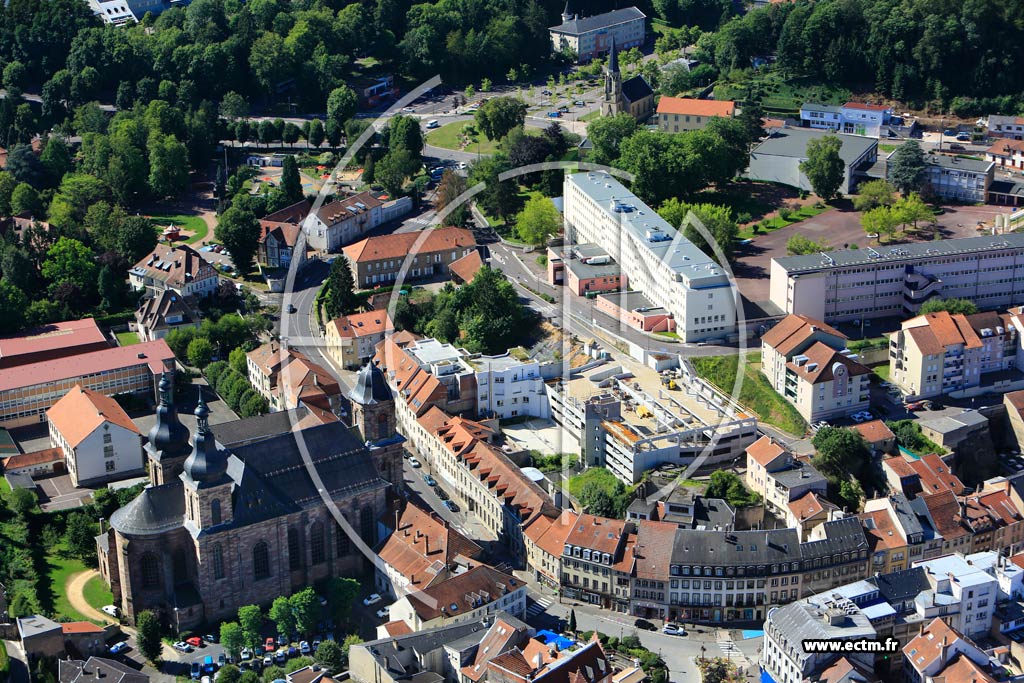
[956, 132, 971, 141]
[436, 488, 449, 500]
[364, 593, 383, 606]
[557, 105, 569, 112]
[634, 618, 656, 631]
[409, 457, 422, 468]
[287, 304, 297, 314]
[541, 89, 552, 95]
[943, 129, 956, 136]
[187, 637, 204, 648]
[423, 473, 437, 486]
[277, 634, 288, 646]
[402, 107, 415, 113]
[300, 641, 311, 655]
[949, 143, 966, 151]
[191, 662, 202, 680]
[457, 162, 467, 169]
[574, 100, 585, 106]
[109, 642, 129, 655]
[426, 120, 440, 129]
[376, 606, 390, 619]
[661, 624, 686, 636]
[101, 605, 119, 617]
[546, 111, 561, 118]
[444, 500, 459, 512]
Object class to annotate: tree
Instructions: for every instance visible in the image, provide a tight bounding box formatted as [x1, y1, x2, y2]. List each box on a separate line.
[6, 145, 46, 186]
[148, 133, 190, 198]
[9, 487, 37, 518]
[238, 605, 263, 648]
[888, 140, 927, 196]
[800, 135, 844, 201]
[98, 264, 127, 311]
[136, 611, 163, 663]
[436, 170, 468, 226]
[893, 193, 933, 232]
[324, 256, 356, 319]
[239, 672, 260, 683]
[187, 337, 215, 368]
[0, 280, 28, 334]
[474, 97, 527, 141]
[515, 195, 560, 245]
[315, 640, 344, 672]
[3, 61, 26, 92]
[464, 84, 476, 101]
[325, 576, 360, 623]
[280, 156, 303, 203]
[10, 183, 42, 217]
[363, 152, 376, 183]
[658, 199, 738, 262]
[341, 635, 363, 662]
[222, 91, 251, 120]
[481, 77, 492, 93]
[853, 179, 895, 212]
[568, 609, 577, 633]
[64, 512, 96, 561]
[41, 137, 73, 186]
[705, 471, 759, 507]
[736, 101, 765, 146]
[469, 154, 519, 220]
[215, 206, 260, 275]
[0, 172, 16, 215]
[389, 115, 424, 157]
[117, 216, 159, 263]
[220, 622, 245, 660]
[289, 587, 319, 636]
[308, 120, 325, 148]
[920, 298, 978, 315]
[269, 596, 296, 638]
[578, 481, 618, 518]
[218, 665, 242, 683]
[374, 148, 413, 197]
[786, 233, 830, 255]
[42, 237, 98, 300]
[861, 205, 899, 243]
[587, 113, 640, 164]
[327, 86, 358, 130]
[811, 427, 871, 481]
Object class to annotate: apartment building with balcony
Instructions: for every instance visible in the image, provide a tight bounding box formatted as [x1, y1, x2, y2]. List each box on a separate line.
[744, 436, 827, 516]
[563, 172, 736, 342]
[769, 234, 1024, 324]
[888, 309, 1018, 399]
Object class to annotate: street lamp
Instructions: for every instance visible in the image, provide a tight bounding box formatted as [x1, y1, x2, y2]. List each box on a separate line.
[700, 645, 706, 662]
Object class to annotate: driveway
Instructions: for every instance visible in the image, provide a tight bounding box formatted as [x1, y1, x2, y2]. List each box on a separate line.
[66, 570, 117, 624]
[36, 475, 93, 511]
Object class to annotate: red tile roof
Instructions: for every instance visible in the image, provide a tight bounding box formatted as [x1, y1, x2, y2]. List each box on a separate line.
[852, 420, 894, 444]
[525, 509, 578, 560]
[985, 138, 1024, 155]
[788, 491, 835, 521]
[47, 385, 142, 448]
[449, 250, 484, 284]
[931, 655, 996, 683]
[259, 199, 311, 248]
[903, 618, 969, 673]
[785, 341, 872, 384]
[382, 620, 413, 637]
[656, 97, 735, 118]
[859, 509, 905, 551]
[405, 565, 522, 622]
[565, 514, 626, 556]
[910, 454, 965, 495]
[0, 340, 174, 393]
[377, 501, 482, 587]
[316, 191, 383, 227]
[329, 311, 394, 339]
[761, 314, 846, 356]
[2, 447, 63, 470]
[343, 227, 476, 264]
[0, 318, 108, 368]
[633, 520, 676, 580]
[746, 435, 789, 468]
[919, 491, 969, 541]
[62, 622, 105, 634]
[132, 243, 217, 290]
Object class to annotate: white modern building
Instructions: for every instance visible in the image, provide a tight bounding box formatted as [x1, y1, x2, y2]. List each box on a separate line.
[769, 234, 1024, 324]
[912, 554, 997, 637]
[563, 172, 736, 342]
[548, 6, 646, 63]
[46, 386, 144, 487]
[800, 102, 893, 138]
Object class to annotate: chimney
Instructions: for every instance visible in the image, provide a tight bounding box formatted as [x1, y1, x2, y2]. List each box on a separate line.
[534, 652, 544, 671]
[424, 535, 430, 555]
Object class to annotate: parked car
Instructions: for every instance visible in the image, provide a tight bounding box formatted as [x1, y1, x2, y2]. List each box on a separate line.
[949, 143, 966, 151]
[204, 656, 216, 674]
[312, 639, 322, 651]
[263, 656, 273, 668]
[277, 634, 288, 646]
[557, 105, 569, 112]
[364, 593, 383, 606]
[174, 642, 193, 653]
[423, 474, 437, 486]
[218, 654, 227, 668]
[444, 500, 459, 512]
[109, 642, 129, 655]
[956, 132, 971, 141]
[661, 624, 686, 636]
[300, 641, 311, 655]
[409, 458, 422, 468]
[240, 648, 252, 661]
[287, 646, 298, 658]
[943, 129, 957, 136]
[634, 618, 657, 632]
[101, 605, 119, 617]
[274, 652, 286, 665]
[191, 662, 202, 680]
[905, 401, 926, 411]
[541, 89, 553, 95]
[436, 488, 449, 500]
[187, 637, 204, 648]
[376, 606, 390, 619]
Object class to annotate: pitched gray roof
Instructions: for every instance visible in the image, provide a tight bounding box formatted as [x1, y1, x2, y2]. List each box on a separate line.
[621, 75, 653, 104]
[671, 527, 801, 567]
[549, 7, 646, 35]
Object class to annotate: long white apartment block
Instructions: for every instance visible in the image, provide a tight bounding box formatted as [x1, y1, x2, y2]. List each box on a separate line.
[770, 234, 1024, 323]
[563, 172, 737, 342]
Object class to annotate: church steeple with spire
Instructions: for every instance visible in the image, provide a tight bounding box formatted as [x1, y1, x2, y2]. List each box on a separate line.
[600, 36, 623, 117]
[561, 1, 573, 23]
[182, 392, 233, 533]
[147, 371, 193, 484]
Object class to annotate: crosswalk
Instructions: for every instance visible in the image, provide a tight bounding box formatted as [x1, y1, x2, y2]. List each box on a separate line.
[716, 638, 750, 667]
[526, 596, 553, 618]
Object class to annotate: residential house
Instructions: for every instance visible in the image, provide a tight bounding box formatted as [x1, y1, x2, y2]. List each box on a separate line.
[889, 310, 1017, 400]
[786, 492, 839, 541]
[985, 137, 1024, 174]
[387, 565, 526, 632]
[487, 638, 615, 683]
[761, 314, 849, 388]
[851, 420, 896, 456]
[129, 244, 219, 299]
[987, 115, 1024, 141]
[376, 335, 472, 425]
[902, 618, 990, 683]
[1, 448, 65, 479]
[342, 227, 478, 289]
[657, 97, 735, 133]
[325, 311, 394, 370]
[799, 102, 892, 137]
[374, 500, 483, 598]
[246, 341, 342, 415]
[303, 192, 384, 252]
[59, 657, 150, 683]
[747, 127, 878, 195]
[882, 452, 965, 499]
[911, 490, 972, 556]
[46, 385, 144, 486]
[134, 290, 200, 342]
[799, 103, 843, 132]
[523, 509, 577, 590]
[258, 199, 310, 268]
[762, 600, 876, 683]
[559, 515, 634, 611]
[917, 409, 989, 451]
[449, 250, 484, 285]
[548, 6, 646, 63]
[629, 520, 677, 620]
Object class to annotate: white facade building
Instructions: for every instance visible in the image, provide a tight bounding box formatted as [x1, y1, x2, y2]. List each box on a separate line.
[912, 554, 997, 637]
[762, 599, 876, 683]
[474, 354, 550, 420]
[769, 234, 1024, 324]
[563, 172, 736, 342]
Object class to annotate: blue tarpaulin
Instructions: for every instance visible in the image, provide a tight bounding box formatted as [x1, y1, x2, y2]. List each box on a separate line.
[536, 630, 575, 651]
[742, 629, 764, 639]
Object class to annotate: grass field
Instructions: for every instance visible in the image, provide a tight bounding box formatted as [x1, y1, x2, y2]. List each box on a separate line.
[45, 546, 94, 622]
[83, 573, 114, 611]
[715, 72, 850, 114]
[147, 214, 210, 244]
[691, 353, 807, 436]
[0, 477, 10, 494]
[872, 364, 891, 382]
[426, 122, 502, 155]
[738, 204, 830, 240]
[115, 331, 140, 346]
[579, 110, 600, 123]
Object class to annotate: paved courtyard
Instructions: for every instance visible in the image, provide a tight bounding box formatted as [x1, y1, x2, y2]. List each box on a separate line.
[734, 202, 1013, 307]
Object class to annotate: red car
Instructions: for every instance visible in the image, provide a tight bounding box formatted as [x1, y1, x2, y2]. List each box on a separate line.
[186, 636, 203, 648]
[264, 637, 276, 652]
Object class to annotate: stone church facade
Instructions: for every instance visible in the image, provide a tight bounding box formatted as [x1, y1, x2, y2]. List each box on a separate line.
[97, 363, 403, 629]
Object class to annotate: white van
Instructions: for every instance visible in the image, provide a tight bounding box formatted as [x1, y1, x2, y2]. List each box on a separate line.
[426, 120, 440, 129]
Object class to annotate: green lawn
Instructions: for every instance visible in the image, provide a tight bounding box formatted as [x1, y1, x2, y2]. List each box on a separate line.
[0, 477, 10, 494]
[872, 364, 891, 382]
[738, 204, 830, 240]
[45, 546, 94, 622]
[147, 214, 210, 244]
[426, 122, 503, 155]
[879, 143, 899, 153]
[115, 331, 140, 346]
[691, 353, 807, 436]
[655, 330, 680, 339]
[579, 110, 600, 123]
[83, 573, 114, 611]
